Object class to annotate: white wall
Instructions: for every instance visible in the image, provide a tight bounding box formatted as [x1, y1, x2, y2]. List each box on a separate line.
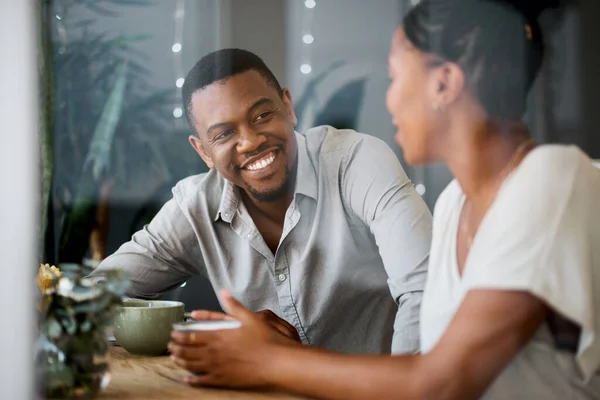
[0, 0, 37, 397]
[222, 0, 287, 86]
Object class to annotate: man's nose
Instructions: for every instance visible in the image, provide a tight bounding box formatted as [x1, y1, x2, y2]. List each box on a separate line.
[236, 126, 266, 154]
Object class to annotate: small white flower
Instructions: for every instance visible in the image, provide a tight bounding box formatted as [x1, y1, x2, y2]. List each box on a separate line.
[58, 277, 103, 301]
[57, 277, 75, 296]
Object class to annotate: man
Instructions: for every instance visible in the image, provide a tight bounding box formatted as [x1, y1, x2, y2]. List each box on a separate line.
[96, 48, 432, 354]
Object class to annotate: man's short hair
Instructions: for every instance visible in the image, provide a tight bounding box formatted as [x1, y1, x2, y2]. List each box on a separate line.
[181, 48, 283, 128]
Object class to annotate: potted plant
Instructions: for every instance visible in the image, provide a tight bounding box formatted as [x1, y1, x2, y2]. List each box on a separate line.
[35, 263, 129, 398]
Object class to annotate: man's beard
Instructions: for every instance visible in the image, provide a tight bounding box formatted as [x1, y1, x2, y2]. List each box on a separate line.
[246, 160, 297, 203]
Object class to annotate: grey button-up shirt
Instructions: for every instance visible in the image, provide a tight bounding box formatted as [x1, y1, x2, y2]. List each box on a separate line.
[96, 126, 432, 354]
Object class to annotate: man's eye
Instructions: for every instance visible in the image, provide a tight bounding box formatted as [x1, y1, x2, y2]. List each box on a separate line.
[255, 111, 273, 122]
[215, 129, 234, 140]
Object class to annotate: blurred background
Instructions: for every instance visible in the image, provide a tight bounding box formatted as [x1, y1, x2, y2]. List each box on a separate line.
[40, 0, 598, 311]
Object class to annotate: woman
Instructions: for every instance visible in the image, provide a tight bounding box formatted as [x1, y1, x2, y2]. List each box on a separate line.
[168, 0, 600, 398]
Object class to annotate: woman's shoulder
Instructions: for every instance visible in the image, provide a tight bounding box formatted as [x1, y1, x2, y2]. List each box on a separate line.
[519, 144, 595, 181]
[481, 144, 600, 243]
[509, 144, 599, 204]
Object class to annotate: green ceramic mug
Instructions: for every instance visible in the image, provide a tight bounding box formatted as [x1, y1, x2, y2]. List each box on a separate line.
[113, 300, 185, 356]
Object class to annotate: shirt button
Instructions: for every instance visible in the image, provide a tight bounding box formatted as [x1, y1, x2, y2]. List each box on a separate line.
[277, 274, 287, 282]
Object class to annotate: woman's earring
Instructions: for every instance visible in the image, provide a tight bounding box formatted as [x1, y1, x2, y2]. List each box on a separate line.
[433, 103, 445, 112]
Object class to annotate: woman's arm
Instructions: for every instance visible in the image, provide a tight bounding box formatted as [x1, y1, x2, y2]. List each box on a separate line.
[169, 289, 547, 400]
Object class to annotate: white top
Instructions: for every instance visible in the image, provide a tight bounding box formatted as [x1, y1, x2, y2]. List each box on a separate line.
[421, 145, 600, 399]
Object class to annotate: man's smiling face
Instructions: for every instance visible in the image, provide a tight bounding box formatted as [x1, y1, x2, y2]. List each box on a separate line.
[188, 69, 298, 203]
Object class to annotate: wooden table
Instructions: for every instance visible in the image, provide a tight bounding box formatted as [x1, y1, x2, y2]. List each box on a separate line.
[98, 347, 308, 399]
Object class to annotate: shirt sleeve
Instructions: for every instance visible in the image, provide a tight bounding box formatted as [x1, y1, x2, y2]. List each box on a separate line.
[93, 188, 204, 299]
[342, 133, 433, 353]
[464, 150, 600, 381]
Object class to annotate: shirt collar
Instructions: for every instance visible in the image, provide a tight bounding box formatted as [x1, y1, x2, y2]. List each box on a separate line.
[214, 131, 318, 222]
[294, 131, 318, 201]
[214, 179, 239, 223]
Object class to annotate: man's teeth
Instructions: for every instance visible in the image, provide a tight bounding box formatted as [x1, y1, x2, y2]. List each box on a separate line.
[247, 153, 276, 171]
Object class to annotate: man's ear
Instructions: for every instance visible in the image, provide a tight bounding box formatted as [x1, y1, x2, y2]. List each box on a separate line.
[281, 88, 298, 127]
[189, 135, 214, 169]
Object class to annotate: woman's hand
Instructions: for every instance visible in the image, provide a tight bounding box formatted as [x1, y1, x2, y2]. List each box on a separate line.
[168, 289, 301, 388]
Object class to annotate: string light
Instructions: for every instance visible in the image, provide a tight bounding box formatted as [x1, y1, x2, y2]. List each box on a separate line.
[295, 0, 317, 129]
[172, 0, 186, 123]
[300, 0, 316, 77]
[54, 2, 67, 55]
[300, 64, 312, 74]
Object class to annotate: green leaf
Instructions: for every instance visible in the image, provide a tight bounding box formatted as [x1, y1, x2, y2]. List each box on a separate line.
[54, 308, 70, 319]
[58, 263, 82, 273]
[131, 131, 171, 181]
[71, 18, 96, 29]
[71, 298, 104, 314]
[46, 318, 63, 339]
[108, 34, 153, 46]
[80, 320, 92, 333]
[71, 303, 95, 315]
[83, 62, 128, 181]
[62, 316, 78, 335]
[83, 2, 120, 17]
[91, 61, 119, 87]
[104, 281, 129, 298]
[65, 285, 103, 302]
[114, 136, 127, 185]
[58, 269, 80, 281]
[107, 0, 156, 5]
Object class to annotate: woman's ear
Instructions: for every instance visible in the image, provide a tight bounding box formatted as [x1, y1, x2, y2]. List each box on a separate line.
[429, 62, 465, 110]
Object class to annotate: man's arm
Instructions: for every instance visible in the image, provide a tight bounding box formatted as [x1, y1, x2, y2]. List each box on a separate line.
[93, 195, 203, 299]
[342, 134, 432, 353]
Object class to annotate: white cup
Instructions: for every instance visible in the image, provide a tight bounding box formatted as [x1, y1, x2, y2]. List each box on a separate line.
[172, 320, 242, 331]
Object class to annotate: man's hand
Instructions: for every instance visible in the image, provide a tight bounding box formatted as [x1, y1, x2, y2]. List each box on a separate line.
[190, 307, 302, 343]
[168, 290, 301, 388]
